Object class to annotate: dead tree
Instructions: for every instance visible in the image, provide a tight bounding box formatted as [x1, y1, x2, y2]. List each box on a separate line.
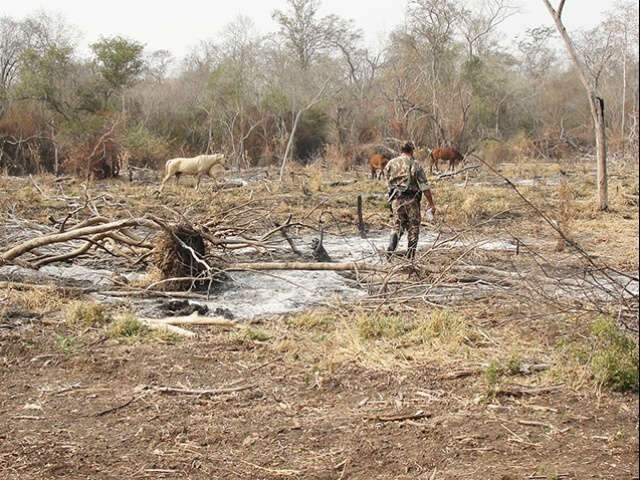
[279, 79, 330, 181]
[542, 0, 609, 211]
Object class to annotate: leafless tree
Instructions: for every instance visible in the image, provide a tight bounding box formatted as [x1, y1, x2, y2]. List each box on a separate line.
[542, 0, 609, 211]
[279, 78, 331, 181]
[459, 0, 518, 59]
[272, 0, 361, 71]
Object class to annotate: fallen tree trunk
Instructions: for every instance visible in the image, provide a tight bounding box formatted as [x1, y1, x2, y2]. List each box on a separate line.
[140, 319, 197, 338]
[151, 313, 242, 329]
[226, 262, 385, 273]
[0, 218, 156, 265]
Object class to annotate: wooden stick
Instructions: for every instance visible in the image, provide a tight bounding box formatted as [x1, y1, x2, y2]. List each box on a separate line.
[357, 195, 367, 239]
[366, 411, 431, 422]
[435, 165, 480, 180]
[149, 313, 243, 329]
[154, 384, 256, 396]
[496, 385, 564, 397]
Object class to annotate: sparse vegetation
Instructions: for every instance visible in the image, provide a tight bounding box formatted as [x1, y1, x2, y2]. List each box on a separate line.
[237, 327, 272, 343]
[554, 317, 639, 393]
[357, 314, 410, 340]
[0, 1, 638, 479]
[590, 318, 639, 393]
[484, 361, 503, 390]
[107, 313, 148, 340]
[55, 334, 78, 355]
[65, 301, 110, 327]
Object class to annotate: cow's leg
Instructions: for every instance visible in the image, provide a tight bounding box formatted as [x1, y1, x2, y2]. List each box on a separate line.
[159, 172, 172, 192]
[195, 174, 202, 191]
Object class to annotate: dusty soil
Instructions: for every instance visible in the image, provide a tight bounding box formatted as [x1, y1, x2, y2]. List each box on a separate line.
[0, 318, 638, 480]
[1, 159, 639, 479]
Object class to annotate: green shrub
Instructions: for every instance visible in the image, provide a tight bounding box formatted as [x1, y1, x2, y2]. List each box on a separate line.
[56, 334, 78, 355]
[122, 125, 171, 168]
[239, 328, 271, 343]
[484, 361, 503, 388]
[590, 318, 639, 393]
[506, 354, 523, 375]
[108, 313, 147, 339]
[357, 315, 410, 340]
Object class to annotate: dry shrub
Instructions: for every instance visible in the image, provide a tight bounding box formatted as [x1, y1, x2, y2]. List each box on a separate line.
[152, 225, 225, 291]
[280, 308, 482, 371]
[65, 301, 110, 327]
[510, 132, 536, 159]
[303, 164, 324, 192]
[481, 141, 517, 167]
[0, 105, 45, 138]
[0, 105, 51, 174]
[325, 144, 353, 172]
[458, 190, 510, 223]
[64, 132, 121, 180]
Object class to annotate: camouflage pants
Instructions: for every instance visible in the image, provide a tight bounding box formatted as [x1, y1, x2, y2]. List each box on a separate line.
[390, 194, 421, 257]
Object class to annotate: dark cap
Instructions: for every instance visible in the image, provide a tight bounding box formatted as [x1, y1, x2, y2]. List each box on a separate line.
[401, 142, 415, 154]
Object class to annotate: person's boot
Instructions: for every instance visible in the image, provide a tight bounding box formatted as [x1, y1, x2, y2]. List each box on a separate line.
[386, 233, 399, 259]
[406, 238, 418, 260]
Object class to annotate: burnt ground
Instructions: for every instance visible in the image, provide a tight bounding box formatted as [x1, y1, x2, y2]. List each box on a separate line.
[1, 161, 639, 479]
[0, 316, 638, 480]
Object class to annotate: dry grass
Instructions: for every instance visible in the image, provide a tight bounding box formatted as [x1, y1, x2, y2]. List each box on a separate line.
[65, 301, 110, 327]
[276, 308, 486, 371]
[1, 286, 69, 315]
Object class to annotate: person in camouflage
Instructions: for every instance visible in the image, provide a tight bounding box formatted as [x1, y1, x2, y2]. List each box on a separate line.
[383, 142, 436, 259]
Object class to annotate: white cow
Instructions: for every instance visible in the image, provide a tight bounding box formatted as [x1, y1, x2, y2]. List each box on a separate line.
[159, 154, 226, 192]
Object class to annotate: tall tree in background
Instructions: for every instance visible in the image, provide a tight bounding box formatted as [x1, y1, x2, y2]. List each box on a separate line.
[603, 1, 640, 156]
[272, 0, 361, 71]
[91, 36, 145, 109]
[542, 0, 609, 211]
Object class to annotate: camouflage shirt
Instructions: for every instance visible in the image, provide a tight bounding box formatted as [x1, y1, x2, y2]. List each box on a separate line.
[384, 154, 430, 194]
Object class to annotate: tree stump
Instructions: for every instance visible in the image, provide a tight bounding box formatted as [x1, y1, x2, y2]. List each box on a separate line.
[152, 225, 225, 291]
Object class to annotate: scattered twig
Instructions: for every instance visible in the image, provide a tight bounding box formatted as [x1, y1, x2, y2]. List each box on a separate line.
[366, 411, 431, 422]
[153, 384, 256, 397]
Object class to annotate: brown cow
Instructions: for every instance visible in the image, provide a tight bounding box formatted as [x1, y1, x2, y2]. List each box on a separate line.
[368, 154, 389, 180]
[428, 147, 464, 175]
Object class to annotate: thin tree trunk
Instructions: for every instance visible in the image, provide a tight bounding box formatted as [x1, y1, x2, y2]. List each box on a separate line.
[621, 29, 627, 157]
[279, 80, 330, 182]
[50, 123, 59, 176]
[594, 96, 608, 210]
[542, 0, 608, 211]
[279, 109, 303, 182]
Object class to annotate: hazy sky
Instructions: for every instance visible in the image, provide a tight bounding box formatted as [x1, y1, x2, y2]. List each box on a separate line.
[1, 0, 619, 57]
